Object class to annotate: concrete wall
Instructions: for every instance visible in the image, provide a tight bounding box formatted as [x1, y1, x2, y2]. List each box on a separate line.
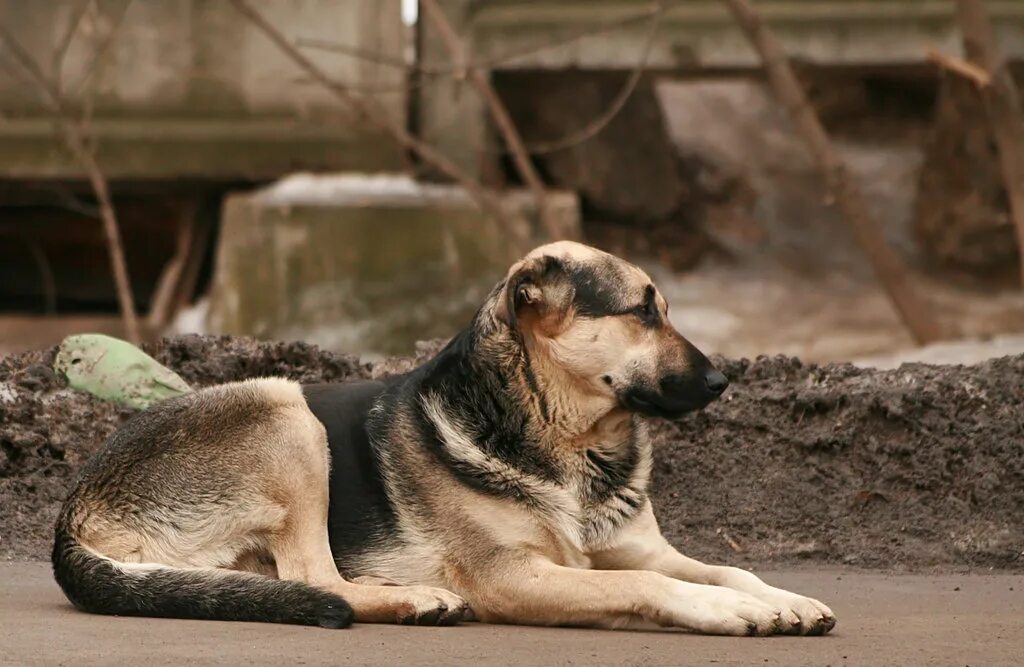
[208, 174, 580, 356]
[468, 0, 1024, 70]
[0, 0, 407, 178]
[418, 0, 1024, 179]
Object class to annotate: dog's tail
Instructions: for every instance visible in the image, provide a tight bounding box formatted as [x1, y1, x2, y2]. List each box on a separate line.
[51, 521, 353, 628]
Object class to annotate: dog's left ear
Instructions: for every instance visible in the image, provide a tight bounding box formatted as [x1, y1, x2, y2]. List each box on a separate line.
[496, 255, 573, 335]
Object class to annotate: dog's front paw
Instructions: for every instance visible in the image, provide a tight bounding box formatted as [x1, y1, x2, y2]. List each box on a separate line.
[765, 592, 836, 636]
[669, 585, 785, 636]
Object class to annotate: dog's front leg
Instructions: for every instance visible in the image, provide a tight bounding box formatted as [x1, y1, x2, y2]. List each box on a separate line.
[458, 554, 784, 635]
[589, 504, 836, 635]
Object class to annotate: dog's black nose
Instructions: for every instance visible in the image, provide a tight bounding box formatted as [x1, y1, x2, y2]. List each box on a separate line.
[705, 369, 729, 395]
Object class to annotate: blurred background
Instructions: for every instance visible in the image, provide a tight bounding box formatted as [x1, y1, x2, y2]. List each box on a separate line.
[2, 0, 1024, 365]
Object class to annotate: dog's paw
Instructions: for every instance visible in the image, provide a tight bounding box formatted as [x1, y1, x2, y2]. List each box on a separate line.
[669, 585, 785, 636]
[395, 586, 471, 626]
[763, 592, 836, 636]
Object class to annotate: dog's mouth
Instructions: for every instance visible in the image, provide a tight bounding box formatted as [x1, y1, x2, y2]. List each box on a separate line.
[618, 388, 711, 419]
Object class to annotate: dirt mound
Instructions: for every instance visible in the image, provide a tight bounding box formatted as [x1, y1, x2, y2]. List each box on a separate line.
[652, 355, 1024, 570]
[2, 335, 1022, 569]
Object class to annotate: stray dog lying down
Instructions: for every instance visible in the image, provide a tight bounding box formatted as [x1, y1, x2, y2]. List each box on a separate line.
[53, 241, 835, 635]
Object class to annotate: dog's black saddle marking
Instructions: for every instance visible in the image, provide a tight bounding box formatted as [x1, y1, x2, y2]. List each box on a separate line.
[303, 382, 397, 564]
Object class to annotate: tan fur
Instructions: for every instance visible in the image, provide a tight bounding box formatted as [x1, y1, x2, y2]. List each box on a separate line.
[70, 378, 468, 624]
[63, 242, 835, 635]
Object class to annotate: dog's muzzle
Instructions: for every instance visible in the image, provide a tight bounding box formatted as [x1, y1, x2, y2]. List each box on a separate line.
[619, 367, 729, 418]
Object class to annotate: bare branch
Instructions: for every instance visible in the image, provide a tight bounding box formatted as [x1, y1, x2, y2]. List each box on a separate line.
[228, 0, 522, 241]
[302, 3, 663, 157]
[420, 0, 559, 238]
[69, 0, 134, 98]
[926, 48, 991, 87]
[296, 37, 415, 71]
[51, 0, 92, 91]
[148, 203, 198, 333]
[954, 0, 1024, 287]
[298, 2, 664, 76]
[418, 3, 663, 158]
[23, 237, 58, 315]
[0, 21, 141, 343]
[520, 5, 663, 156]
[722, 0, 945, 344]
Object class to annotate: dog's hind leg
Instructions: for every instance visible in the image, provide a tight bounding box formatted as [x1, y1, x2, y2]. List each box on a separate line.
[269, 408, 470, 626]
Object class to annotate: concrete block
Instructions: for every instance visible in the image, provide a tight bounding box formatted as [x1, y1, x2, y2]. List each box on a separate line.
[208, 174, 579, 357]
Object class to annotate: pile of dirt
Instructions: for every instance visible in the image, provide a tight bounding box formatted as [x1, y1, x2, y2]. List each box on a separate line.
[652, 355, 1023, 570]
[2, 335, 1022, 570]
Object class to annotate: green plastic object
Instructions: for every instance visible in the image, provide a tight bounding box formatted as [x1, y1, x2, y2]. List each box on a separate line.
[53, 334, 192, 409]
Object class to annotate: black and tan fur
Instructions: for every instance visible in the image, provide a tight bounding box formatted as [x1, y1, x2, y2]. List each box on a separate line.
[53, 241, 836, 635]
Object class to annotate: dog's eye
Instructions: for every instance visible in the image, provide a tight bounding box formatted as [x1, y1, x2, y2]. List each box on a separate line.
[631, 288, 660, 326]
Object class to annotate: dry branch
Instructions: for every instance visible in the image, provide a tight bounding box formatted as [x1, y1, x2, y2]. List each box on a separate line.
[51, 0, 91, 88]
[300, 2, 665, 157]
[517, 6, 663, 156]
[228, 0, 523, 241]
[926, 48, 992, 87]
[68, 0, 134, 99]
[147, 203, 198, 333]
[955, 0, 1024, 287]
[722, 0, 945, 344]
[0, 22, 141, 344]
[23, 238, 58, 314]
[420, 0, 559, 238]
[298, 2, 663, 77]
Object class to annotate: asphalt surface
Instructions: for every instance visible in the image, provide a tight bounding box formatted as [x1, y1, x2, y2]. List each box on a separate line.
[2, 562, 1021, 666]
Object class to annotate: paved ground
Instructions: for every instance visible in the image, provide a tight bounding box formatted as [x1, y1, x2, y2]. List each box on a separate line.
[2, 562, 1021, 666]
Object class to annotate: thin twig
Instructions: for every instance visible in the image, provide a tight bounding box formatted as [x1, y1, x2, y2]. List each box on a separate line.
[926, 48, 991, 87]
[419, 3, 663, 158]
[51, 0, 92, 91]
[305, 2, 665, 157]
[71, 0, 134, 160]
[228, 0, 522, 241]
[519, 5, 664, 156]
[291, 75, 409, 95]
[23, 237, 58, 314]
[297, 2, 664, 76]
[420, 0, 560, 238]
[722, 0, 945, 344]
[147, 203, 198, 333]
[716, 527, 744, 553]
[68, 0, 134, 99]
[0, 22, 141, 343]
[297, 38, 416, 71]
[52, 185, 101, 218]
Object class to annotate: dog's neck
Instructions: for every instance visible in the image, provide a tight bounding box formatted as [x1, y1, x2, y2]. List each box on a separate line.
[418, 323, 634, 458]
[413, 325, 650, 549]
[520, 335, 630, 447]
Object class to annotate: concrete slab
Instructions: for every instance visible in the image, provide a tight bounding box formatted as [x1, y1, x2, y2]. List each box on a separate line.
[208, 173, 579, 357]
[3, 562, 1021, 666]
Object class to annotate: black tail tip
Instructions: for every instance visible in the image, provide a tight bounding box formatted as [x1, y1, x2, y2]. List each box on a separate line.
[318, 601, 355, 629]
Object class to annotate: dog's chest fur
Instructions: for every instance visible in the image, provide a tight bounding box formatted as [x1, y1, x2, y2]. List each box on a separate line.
[421, 394, 652, 552]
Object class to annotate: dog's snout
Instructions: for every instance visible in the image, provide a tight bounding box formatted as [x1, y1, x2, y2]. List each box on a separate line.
[659, 373, 690, 396]
[705, 369, 728, 395]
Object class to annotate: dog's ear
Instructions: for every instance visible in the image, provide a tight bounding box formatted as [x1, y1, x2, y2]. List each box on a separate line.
[496, 255, 573, 335]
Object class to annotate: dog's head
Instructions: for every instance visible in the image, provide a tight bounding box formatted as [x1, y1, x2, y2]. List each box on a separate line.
[493, 241, 727, 419]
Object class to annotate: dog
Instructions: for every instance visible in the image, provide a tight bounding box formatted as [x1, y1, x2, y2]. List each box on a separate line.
[53, 241, 835, 635]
